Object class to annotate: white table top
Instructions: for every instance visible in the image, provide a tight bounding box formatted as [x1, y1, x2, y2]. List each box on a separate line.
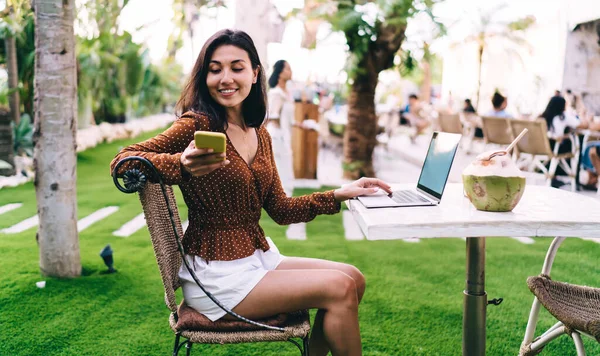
[345, 183, 600, 240]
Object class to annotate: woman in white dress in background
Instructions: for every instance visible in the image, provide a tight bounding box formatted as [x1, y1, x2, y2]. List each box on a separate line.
[267, 60, 295, 197]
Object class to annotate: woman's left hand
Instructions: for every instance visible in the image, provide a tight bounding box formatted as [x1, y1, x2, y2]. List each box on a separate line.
[333, 177, 393, 202]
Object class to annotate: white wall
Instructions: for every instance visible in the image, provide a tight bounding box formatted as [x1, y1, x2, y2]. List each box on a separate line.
[563, 19, 600, 115]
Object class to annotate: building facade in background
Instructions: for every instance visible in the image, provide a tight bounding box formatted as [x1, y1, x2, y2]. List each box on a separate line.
[563, 19, 600, 115]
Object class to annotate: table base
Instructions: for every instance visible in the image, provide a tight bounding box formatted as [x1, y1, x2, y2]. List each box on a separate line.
[463, 237, 487, 356]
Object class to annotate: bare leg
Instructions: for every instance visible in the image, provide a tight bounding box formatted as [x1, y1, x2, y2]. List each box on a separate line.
[277, 257, 366, 301]
[414, 118, 431, 135]
[227, 269, 362, 356]
[277, 257, 366, 355]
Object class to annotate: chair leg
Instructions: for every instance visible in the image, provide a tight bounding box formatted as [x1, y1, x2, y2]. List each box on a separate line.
[185, 341, 193, 356]
[173, 333, 181, 356]
[547, 157, 559, 186]
[529, 325, 568, 352]
[572, 332, 586, 356]
[522, 297, 542, 346]
[303, 336, 310, 356]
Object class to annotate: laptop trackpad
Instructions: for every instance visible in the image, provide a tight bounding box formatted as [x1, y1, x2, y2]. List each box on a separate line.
[357, 195, 398, 208]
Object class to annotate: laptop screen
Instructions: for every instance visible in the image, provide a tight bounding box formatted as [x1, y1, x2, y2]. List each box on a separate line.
[416, 132, 461, 199]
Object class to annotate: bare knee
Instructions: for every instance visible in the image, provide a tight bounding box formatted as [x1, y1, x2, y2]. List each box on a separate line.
[342, 264, 366, 301]
[325, 271, 358, 309]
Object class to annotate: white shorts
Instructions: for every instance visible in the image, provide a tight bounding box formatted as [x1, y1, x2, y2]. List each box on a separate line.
[179, 237, 285, 321]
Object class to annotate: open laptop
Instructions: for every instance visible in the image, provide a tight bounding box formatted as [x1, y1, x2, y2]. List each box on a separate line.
[357, 132, 461, 208]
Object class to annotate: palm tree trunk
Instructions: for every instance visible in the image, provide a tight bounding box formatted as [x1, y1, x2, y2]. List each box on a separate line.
[420, 43, 432, 104]
[342, 22, 407, 179]
[420, 61, 432, 104]
[475, 42, 484, 109]
[5, 35, 20, 125]
[0, 107, 15, 176]
[33, 0, 81, 278]
[343, 71, 378, 179]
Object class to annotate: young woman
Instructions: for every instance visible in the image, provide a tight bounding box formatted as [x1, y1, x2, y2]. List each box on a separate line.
[540, 96, 588, 149]
[539, 95, 589, 187]
[110, 29, 391, 356]
[267, 59, 295, 197]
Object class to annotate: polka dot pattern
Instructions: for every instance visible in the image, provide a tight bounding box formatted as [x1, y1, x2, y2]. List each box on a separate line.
[111, 111, 341, 261]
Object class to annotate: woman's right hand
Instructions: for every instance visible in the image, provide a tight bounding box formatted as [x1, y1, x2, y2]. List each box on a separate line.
[180, 140, 230, 177]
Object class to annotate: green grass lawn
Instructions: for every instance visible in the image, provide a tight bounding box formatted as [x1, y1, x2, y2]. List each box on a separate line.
[1, 130, 599, 355]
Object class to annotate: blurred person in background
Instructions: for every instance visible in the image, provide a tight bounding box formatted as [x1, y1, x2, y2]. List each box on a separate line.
[400, 94, 430, 142]
[462, 98, 484, 139]
[268, 59, 295, 197]
[539, 95, 590, 188]
[484, 91, 513, 119]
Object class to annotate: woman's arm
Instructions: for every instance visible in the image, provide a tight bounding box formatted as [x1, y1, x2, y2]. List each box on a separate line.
[110, 115, 200, 185]
[262, 130, 340, 225]
[261, 129, 392, 224]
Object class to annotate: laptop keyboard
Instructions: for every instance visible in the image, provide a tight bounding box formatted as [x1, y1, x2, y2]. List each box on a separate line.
[391, 190, 430, 204]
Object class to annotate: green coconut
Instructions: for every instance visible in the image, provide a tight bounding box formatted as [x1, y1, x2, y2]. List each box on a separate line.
[462, 150, 526, 212]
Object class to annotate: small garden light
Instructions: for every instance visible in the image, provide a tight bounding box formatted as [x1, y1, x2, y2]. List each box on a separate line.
[100, 244, 117, 274]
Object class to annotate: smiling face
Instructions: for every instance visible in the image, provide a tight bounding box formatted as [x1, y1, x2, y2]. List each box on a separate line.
[206, 45, 259, 116]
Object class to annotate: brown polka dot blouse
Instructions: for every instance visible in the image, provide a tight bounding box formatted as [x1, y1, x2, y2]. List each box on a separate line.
[110, 111, 341, 261]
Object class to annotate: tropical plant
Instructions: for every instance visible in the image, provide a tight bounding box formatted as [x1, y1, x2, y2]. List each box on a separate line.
[0, 1, 32, 175]
[136, 60, 184, 117]
[460, 5, 535, 107]
[12, 112, 33, 157]
[0, 14, 39, 120]
[0, 0, 32, 124]
[168, 0, 226, 59]
[315, 0, 441, 179]
[77, 32, 146, 123]
[75, 0, 186, 124]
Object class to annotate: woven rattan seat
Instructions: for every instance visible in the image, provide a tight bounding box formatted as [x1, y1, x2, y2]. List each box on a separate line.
[520, 237, 600, 355]
[112, 156, 310, 355]
[527, 275, 600, 341]
[170, 310, 310, 344]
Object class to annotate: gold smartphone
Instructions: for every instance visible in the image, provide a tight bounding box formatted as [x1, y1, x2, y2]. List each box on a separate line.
[194, 131, 226, 163]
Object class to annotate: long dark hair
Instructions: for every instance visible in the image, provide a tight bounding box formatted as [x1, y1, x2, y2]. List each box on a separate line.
[539, 96, 566, 131]
[268, 60, 287, 88]
[175, 29, 267, 130]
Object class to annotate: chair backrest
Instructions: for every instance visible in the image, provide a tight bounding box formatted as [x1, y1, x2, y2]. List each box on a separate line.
[139, 183, 184, 313]
[481, 116, 514, 145]
[438, 113, 463, 134]
[510, 119, 553, 156]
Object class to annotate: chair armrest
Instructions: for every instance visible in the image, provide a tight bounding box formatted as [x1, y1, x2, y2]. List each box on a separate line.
[112, 156, 159, 194]
[540, 237, 567, 277]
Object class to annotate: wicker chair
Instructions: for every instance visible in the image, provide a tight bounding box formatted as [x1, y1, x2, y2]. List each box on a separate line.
[438, 113, 481, 153]
[438, 113, 463, 135]
[112, 157, 311, 356]
[520, 237, 600, 355]
[510, 119, 579, 191]
[480, 116, 515, 151]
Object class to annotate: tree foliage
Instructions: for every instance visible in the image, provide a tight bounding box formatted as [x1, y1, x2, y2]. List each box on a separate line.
[0, 0, 31, 37]
[316, 0, 438, 82]
[0, 14, 34, 114]
[168, 0, 226, 58]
